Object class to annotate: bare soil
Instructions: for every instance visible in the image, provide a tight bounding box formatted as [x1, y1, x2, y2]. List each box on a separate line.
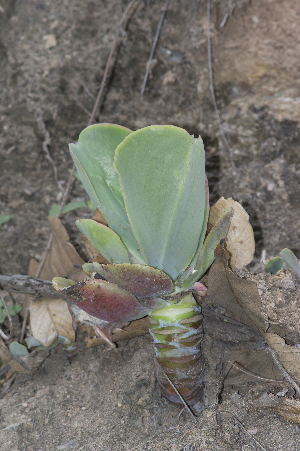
[0, 0, 300, 450]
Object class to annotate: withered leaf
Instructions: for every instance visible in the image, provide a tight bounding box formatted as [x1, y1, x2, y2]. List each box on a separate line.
[263, 333, 300, 382]
[80, 317, 149, 348]
[208, 197, 255, 269]
[207, 245, 267, 332]
[224, 348, 283, 386]
[45, 216, 85, 281]
[29, 217, 84, 347]
[30, 298, 75, 347]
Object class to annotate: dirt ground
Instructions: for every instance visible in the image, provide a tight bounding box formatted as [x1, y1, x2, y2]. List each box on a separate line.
[1, 0, 300, 449]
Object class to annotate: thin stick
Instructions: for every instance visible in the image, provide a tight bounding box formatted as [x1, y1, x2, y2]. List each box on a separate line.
[88, 0, 139, 125]
[266, 345, 300, 396]
[207, 0, 236, 170]
[141, 0, 171, 95]
[0, 295, 13, 341]
[19, 0, 140, 343]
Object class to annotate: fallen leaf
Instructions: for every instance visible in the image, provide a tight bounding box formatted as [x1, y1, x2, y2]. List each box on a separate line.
[207, 245, 267, 332]
[30, 298, 75, 347]
[80, 317, 149, 348]
[29, 217, 84, 347]
[224, 348, 283, 386]
[263, 333, 300, 381]
[208, 197, 255, 268]
[43, 216, 85, 281]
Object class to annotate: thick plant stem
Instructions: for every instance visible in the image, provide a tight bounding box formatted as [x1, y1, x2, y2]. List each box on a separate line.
[148, 292, 204, 407]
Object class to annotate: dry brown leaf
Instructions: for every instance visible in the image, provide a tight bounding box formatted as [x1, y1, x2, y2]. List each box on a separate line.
[224, 348, 283, 386]
[30, 298, 75, 347]
[263, 332, 300, 382]
[29, 217, 85, 347]
[45, 216, 85, 281]
[207, 245, 267, 332]
[208, 197, 255, 268]
[80, 317, 149, 347]
[277, 397, 300, 424]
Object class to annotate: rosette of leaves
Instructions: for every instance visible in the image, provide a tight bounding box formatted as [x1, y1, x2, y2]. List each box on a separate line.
[53, 124, 232, 409]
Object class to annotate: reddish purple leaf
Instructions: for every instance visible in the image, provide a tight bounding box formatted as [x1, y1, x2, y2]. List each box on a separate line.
[59, 279, 150, 322]
[94, 263, 173, 297]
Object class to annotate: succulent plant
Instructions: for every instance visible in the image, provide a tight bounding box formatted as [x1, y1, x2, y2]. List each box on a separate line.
[265, 248, 300, 278]
[53, 124, 232, 411]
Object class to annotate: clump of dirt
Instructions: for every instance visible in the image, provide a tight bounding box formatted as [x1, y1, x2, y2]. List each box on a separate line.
[0, 0, 300, 449]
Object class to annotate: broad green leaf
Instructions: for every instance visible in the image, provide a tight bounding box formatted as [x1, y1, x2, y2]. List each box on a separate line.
[69, 124, 143, 262]
[280, 249, 300, 277]
[76, 219, 131, 264]
[49, 200, 88, 216]
[265, 256, 285, 275]
[177, 208, 232, 290]
[94, 263, 174, 297]
[114, 125, 206, 279]
[0, 214, 14, 227]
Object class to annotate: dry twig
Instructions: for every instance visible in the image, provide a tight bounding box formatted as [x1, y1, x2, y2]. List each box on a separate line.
[141, 0, 171, 95]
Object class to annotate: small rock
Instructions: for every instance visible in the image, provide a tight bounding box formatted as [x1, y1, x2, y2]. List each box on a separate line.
[45, 34, 57, 49]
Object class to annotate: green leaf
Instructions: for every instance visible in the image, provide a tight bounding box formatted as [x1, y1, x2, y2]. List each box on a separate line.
[8, 304, 22, 316]
[0, 214, 14, 227]
[114, 125, 206, 279]
[9, 342, 29, 363]
[69, 124, 143, 262]
[177, 208, 232, 290]
[0, 307, 6, 323]
[48, 200, 88, 216]
[265, 256, 285, 275]
[76, 219, 131, 264]
[0, 299, 22, 323]
[280, 249, 300, 277]
[86, 200, 96, 211]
